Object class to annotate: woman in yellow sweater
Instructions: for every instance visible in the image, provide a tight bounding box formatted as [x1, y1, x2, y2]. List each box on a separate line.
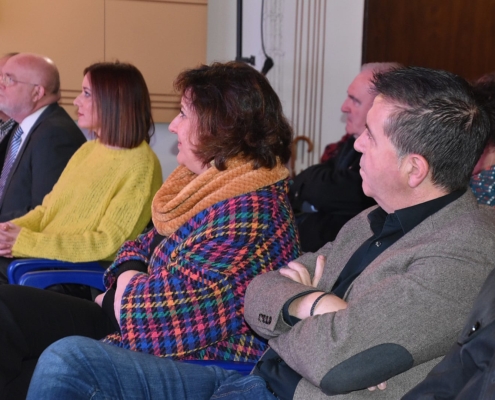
[0, 61, 163, 283]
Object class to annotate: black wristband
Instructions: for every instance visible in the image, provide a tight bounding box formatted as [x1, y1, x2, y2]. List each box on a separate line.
[101, 289, 120, 331]
[310, 292, 328, 316]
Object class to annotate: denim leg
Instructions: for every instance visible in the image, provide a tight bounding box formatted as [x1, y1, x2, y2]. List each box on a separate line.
[27, 336, 242, 400]
[211, 374, 277, 400]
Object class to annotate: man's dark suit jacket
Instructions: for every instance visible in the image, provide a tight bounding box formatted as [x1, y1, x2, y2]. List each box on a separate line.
[0, 103, 86, 222]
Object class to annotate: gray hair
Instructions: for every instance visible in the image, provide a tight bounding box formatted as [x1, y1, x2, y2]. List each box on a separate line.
[361, 62, 403, 74]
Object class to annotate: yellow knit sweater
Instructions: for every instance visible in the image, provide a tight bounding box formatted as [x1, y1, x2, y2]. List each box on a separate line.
[11, 140, 163, 262]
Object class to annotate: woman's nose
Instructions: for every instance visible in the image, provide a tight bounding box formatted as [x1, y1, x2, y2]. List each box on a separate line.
[168, 115, 179, 134]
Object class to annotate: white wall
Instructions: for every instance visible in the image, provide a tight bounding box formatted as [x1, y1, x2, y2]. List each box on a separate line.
[206, 0, 236, 63]
[207, 0, 364, 172]
[150, 123, 177, 181]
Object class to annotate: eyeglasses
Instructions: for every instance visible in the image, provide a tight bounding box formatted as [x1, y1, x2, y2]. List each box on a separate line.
[0, 73, 38, 87]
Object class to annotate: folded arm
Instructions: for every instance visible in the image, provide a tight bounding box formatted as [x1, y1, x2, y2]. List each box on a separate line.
[246, 252, 492, 394]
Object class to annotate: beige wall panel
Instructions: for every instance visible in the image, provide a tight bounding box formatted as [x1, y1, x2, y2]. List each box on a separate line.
[124, 0, 207, 4]
[105, 0, 207, 122]
[0, 0, 104, 116]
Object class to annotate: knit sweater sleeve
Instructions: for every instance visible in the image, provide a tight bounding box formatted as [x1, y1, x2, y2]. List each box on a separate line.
[10, 204, 46, 231]
[105, 182, 301, 358]
[11, 144, 163, 262]
[10, 145, 87, 230]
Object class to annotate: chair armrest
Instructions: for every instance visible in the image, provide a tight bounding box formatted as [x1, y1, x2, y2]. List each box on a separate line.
[7, 258, 103, 284]
[18, 270, 106, 292]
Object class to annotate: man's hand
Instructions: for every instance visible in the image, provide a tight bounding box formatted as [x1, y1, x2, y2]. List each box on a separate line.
[368, 382, 387, 391]
[281, 255, 347, 319]
[279, 254, 325, 287]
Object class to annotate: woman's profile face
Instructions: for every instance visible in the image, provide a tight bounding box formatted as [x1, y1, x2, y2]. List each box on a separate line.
[169, 95, 209, 175]
[73, 73, 99, 135]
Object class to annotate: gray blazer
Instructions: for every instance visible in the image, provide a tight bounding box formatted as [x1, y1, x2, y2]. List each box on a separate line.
[245, 191, 495, 399]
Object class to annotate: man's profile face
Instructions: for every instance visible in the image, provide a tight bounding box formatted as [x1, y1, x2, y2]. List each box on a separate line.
[354, 95, 404, 213]
[341, 70, 375, 137]
[0, 56, 11, 120]
[0, 57, 36, 122]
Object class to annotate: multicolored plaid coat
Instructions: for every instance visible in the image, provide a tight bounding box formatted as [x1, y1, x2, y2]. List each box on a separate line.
[102, 179, 300, 362]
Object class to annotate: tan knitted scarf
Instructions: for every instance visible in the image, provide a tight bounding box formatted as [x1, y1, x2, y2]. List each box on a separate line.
[152, 158, 289, 236]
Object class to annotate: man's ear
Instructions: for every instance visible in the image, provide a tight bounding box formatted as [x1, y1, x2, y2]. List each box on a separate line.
[404, 154, 429, 188]
[32, 85, 46, 102]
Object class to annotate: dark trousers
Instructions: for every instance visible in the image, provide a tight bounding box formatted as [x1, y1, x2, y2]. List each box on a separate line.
[0, 285, 116, 400]
[0, 256, 17, 284]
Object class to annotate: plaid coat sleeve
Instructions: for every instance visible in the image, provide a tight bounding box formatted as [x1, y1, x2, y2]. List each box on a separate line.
[103, 228, 156, 289]
[102, 180, 301, 361]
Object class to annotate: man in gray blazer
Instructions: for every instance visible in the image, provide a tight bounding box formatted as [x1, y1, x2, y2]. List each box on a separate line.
[24, 67, 495, 400]
[242, 67, 495, 399]
[0, 53, 85, 222]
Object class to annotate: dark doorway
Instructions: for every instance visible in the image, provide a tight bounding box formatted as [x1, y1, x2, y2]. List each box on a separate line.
[363, 0, 495, 80]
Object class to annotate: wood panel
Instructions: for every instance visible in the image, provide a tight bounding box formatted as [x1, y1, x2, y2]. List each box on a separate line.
[116, 0, 207, 4]
[0, 0, 104, 119]
[105, 0, 207, 121]
[0, 0, 207, 122]
[363, 0, 495, 81]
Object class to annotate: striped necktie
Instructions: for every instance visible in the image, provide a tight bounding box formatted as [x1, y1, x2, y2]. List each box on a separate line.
[0, 125, 23, 197]
[0, 119, 15, 141]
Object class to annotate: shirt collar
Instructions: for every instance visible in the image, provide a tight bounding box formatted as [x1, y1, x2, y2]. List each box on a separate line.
[19, 105, 49, 137]
[368, 189, 465, 235]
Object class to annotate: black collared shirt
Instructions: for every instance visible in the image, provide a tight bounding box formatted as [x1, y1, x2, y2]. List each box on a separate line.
[331, 189, 464, 297]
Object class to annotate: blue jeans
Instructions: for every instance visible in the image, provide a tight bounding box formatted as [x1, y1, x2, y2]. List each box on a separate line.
[27, 337, 277, 400]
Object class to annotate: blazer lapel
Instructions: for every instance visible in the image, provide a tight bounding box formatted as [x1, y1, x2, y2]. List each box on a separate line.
[1, 104, 57, 196]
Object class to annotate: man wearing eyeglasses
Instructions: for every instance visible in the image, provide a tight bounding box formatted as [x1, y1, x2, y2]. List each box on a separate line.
[0, 54, 18, 161]
[0, 53, 85, 224]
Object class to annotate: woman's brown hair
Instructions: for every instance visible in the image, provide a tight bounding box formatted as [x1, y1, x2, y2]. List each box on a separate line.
[84, 62, 154, 148]
[174, 61, 292, 170]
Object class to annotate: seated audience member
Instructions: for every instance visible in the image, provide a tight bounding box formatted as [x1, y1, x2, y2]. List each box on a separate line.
[0, 61, 163, 283]
[320, 132, 353, 163]
[1, 61, 300, 400]
[26, 67, 495, 399]
[0, 53, 86, 222]
[289, 62, 400, 252]
[0, 53, 17, 140]
[470, 72, 495, 205]
[402, 266, 495, 399]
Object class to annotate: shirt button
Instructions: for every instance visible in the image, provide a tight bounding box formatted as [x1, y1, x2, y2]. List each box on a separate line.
[375, 241, 382, 247]
[469, 321, 481, 335]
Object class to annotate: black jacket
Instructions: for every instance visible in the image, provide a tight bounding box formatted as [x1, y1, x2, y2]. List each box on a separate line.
[289, 137, 375, 252]
[0, 103, 86, 222]
[403, 266, 495, 400]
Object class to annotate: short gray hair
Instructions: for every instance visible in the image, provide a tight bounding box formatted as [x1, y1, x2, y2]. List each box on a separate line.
[361, 62, 402, 74]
